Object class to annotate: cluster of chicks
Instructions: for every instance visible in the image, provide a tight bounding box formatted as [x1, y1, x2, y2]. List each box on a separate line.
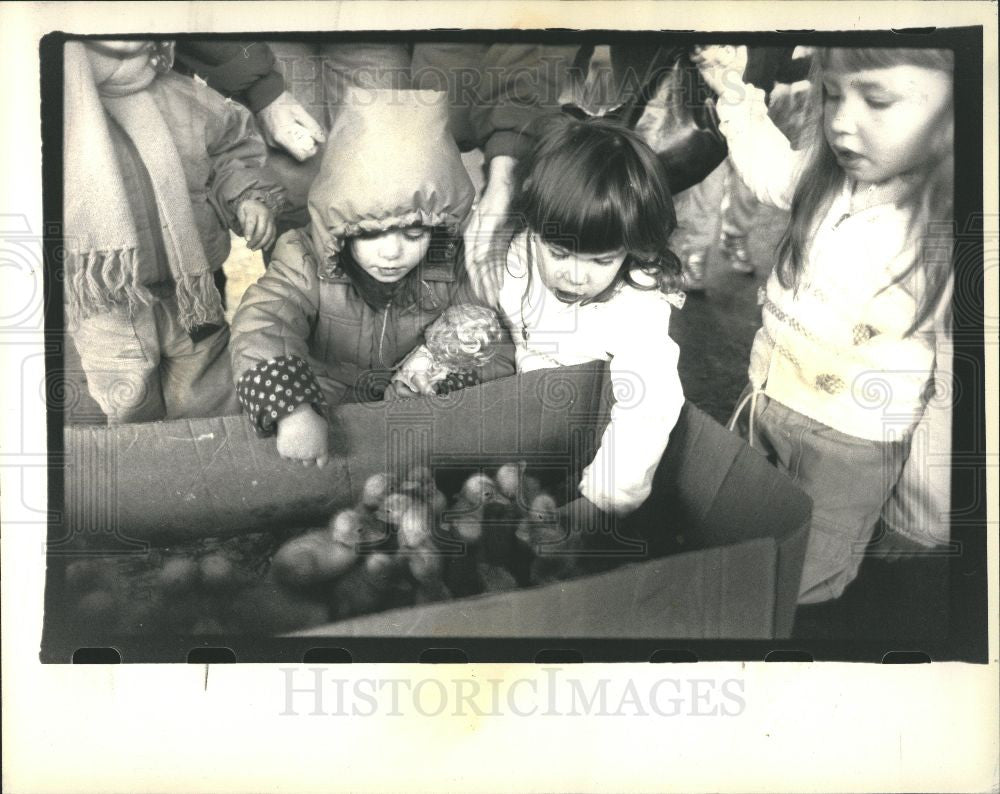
[62, 464, 588, 636]
[271, 465, 586, 622]
[62, 533, 329, 636]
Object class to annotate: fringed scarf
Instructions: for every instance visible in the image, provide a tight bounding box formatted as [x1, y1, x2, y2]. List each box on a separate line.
[63, 41, 224, 331]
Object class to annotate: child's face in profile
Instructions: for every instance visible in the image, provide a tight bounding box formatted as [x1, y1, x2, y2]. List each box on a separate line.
[534, 237, 626, 303]
[349, 227, 432, 283]
[821, 62, 953, 184]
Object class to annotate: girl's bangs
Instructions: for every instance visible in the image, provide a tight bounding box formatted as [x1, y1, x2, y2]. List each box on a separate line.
[526, 145, 665, 256]
[528, 180, 624, 254]
[820, 47, 954, 74]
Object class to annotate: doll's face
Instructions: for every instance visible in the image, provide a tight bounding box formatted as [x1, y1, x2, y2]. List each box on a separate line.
[349, 227, 432, 283]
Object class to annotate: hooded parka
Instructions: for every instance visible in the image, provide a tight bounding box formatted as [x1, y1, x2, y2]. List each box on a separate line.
[231, 88, 513, 433]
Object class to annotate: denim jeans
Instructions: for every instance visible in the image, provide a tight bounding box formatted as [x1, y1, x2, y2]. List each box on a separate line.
[731, 387, 909, 604]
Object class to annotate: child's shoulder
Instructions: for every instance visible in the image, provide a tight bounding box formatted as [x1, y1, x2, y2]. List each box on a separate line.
[269, 228, 319, 271]
[154, 69, 235, 116]
[612, 281, 682, 320]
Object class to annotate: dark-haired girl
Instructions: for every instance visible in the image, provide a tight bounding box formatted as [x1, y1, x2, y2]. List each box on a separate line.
[695, 46, 955, 603]
[496, 115, 687, 514]
[230, 87, 513, 467]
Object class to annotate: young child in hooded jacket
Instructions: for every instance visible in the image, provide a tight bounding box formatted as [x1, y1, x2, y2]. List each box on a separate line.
[229, 87, 515, 467]
[64, 40, 284, 424]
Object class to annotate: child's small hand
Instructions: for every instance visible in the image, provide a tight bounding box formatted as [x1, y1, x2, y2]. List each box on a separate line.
[276, 403, 329, 468]
[691, 45, 748, 97]
[238, 199, 276, 252]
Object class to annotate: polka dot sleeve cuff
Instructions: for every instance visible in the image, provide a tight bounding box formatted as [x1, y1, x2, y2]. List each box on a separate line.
[236, 356, 328, 437]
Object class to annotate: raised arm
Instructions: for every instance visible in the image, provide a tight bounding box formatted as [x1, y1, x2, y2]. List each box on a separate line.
[173, 40, 324, 161]
[693, 45, 808, 211]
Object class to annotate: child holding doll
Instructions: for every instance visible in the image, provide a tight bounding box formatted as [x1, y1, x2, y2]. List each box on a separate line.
[230, 86, 514, 467]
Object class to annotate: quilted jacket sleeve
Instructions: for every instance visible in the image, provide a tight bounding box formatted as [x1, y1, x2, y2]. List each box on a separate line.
[173, 40, 284, 113]
[193, 78, 286, 231]
[230, 231, 319, 381]
[469, 43, 579, 162]
[230, 231, 328, 434]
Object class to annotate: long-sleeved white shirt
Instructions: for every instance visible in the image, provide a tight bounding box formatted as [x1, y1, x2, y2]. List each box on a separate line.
[716, 84, 943, 441]
[497, 231, 685, 513]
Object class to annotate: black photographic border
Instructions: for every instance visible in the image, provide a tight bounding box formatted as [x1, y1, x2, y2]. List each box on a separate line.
[38, 25, 988, 664]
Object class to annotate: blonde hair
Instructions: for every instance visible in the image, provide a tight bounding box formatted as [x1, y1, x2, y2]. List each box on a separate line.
[776, 47, 954, 334]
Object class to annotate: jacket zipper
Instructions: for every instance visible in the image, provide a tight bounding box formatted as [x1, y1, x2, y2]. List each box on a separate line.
[377, 307, 390, 367]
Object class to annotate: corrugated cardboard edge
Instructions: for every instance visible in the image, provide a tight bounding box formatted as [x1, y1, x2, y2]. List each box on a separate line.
[291, 537, 778, 639]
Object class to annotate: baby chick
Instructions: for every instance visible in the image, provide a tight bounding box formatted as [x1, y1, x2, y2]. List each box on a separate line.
[397, 505, 451, 603]
[399, 464, 448, 516]
[516, 493, 582, 586]
[495, 461, 543, 513]
[271, 529, 358, 588]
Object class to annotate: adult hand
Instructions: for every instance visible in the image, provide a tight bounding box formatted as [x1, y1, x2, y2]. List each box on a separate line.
[276, 403, 329, 467]
[463, 155, 516, 306]
[691, 45, 749, 97]
[257, 90, 326, 162]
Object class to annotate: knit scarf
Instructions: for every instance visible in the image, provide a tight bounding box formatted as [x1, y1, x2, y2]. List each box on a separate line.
[63, 41, 224, 331]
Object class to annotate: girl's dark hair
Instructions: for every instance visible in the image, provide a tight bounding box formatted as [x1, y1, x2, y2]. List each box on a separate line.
[777, 47, 955, 334]
[338, 226, 460, 310]
[509, 113, 682, 297]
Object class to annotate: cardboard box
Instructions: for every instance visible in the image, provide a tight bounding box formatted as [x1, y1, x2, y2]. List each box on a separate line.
[296, 538, 788, 639]
[296, 395, 811, 639]
[60, 362, 810, 638]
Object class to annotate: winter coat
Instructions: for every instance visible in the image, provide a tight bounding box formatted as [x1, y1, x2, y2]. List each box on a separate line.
[173, 41, 284, 113]
[231, 88, 514, 430]
[231, 228, 514, 410]
[139, 70, 285, 272]
[175, 39, 578, 161]
[410, 42, 579, 161]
